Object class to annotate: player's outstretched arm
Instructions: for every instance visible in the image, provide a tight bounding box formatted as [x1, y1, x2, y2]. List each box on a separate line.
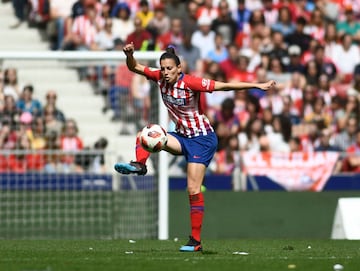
[213, 80, 276, 92]
[123, 42, 147, 76]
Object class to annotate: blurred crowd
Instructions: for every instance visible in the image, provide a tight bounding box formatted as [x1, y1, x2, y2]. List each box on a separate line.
[0, 67, 108, 173]
[5, 0, 360, 175]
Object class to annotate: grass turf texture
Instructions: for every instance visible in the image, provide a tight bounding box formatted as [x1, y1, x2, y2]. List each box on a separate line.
[0, 239, 359, 271]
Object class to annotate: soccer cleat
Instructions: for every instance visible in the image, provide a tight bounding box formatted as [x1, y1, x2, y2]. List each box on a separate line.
[114, 161, 147, 175]
[179, 236, 202, 252]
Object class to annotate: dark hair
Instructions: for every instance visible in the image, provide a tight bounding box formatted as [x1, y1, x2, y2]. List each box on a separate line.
[160, 46, 181, 66]
[23, 84, 34, 93]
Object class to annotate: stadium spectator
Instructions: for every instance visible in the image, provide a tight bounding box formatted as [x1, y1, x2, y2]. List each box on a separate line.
[111, 2, 134, 42]
[267, 31, 290, 71]
[9, 0, 27, 28]
[211, 0, 237, 46]
[60, 118, 84, 172]
[245, 0, 262, 11]
[228, 55, 256, 83]
[262, 107, 273, 132]
[304, 59, 319, 86]
[289, 136, 302, 152]
[43, 104, 64, 137]
[315, 128, 341, 152]
[0, 70, 4, 90]
[43, 129, 62, 173]
[240, 9, 265, 48]
[147, 4, 170, 38]
[16, 85, 42, 117]
[165, 0, 187, 21]
[204, 63, 234, 119]
[244, 93, 261, 123]
[298, 121, 320, 152]
[233, 0, 251, 32]
[271, 6, 295, 36]
[3, 68, 21, 100]
[7, 133, 45, 173]
[324, 22, 339, 62]
[233, 91, 250, 128]
[304, 8, 326, 42]
[94, 17, 116, 50]
[210, 134, 239, 175]
[219, 43, 240, 80]
[239, 34, 262, 72]
[334, 115, 359, 151]
[266, 57, 291, 89]
[341, 95, 360, 126]
[266, 114, 292, 152]
[70, 0, 89, 20]
[0, 118, 17, 150]
[131, 73, 151, 129]
[176, 32, 202, 74]
[301, 38, 320, 65]
[1, 95, 20, 130]
[303, 96, 332, 129]
[331, 33, 360, 83]
[238, 118, 265, 152]
[346, 64, 360, 97]
[136, 0, 154, 28]
[317, 73, 337, 106]
[336, 6, 360, 44]
[292, 0, 311, 22]
[329, 95, 347, 131]
[108, 58, 134, 125]
[196, 0, 218, 21]
[191, 16, 216, 59]
[206, 33, 229, 63]
[43, 90, 66, 123]
[282, 94, 301, 125]
[156, 17, 183, 50]
[74, 136, 108, 173]
[62, 3, 104, 51]
[125, 16, 152, 50]
[285, 16, 312, 54]
[261, 0, 278, 26]
[181, 0, 199, 35]
[300, 84, 318, 119]
[212, 98, 241, 151]
[28, 116, 47, 150]
[341, 128, 360, 173]
[48, 0, 77, 50]
[286, 45, 305, 73]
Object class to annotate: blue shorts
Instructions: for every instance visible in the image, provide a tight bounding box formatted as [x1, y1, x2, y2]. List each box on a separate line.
[168, 131, 218, 167]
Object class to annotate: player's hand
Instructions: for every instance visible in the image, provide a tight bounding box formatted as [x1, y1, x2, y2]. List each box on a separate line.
[123, 42, 135, 56]
[258, 80, 276, 91]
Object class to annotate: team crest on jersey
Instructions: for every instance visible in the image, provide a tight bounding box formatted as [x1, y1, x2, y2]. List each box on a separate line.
[202, 79, 210, 89]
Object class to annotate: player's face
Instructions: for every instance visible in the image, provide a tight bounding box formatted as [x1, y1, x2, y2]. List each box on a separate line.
[160, 58, 181, 84]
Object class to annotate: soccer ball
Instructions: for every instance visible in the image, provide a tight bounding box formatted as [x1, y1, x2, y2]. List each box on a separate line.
[140, 124, 168, 153]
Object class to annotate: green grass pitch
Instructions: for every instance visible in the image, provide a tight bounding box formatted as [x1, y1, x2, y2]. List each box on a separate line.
[0, 239, 359, 271]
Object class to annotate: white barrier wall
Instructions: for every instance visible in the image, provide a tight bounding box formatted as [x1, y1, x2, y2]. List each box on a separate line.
[331, 197, 360, 240]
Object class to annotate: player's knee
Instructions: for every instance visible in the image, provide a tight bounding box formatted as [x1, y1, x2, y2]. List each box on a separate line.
[187, 182, 201, 195]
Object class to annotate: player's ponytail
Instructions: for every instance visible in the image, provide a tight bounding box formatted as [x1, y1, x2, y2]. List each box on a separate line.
[160, 45, 181, 66]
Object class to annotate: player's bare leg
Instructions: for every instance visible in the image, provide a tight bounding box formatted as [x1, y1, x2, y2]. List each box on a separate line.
[114, 133, 181, 175]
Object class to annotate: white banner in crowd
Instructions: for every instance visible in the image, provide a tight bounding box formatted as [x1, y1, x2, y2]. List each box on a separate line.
[242, 152, 340, 191]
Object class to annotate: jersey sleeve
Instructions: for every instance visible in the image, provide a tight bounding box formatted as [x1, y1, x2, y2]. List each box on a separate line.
[184, 75, 215, 92]
[144, 66, 161, 82]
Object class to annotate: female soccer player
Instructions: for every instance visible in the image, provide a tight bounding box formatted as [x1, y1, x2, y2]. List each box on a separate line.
[115, 42, 276, 252]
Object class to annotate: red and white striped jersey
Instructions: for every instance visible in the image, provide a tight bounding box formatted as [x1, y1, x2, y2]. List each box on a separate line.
[144, 67, 216, 138]
[72, 15, 104, 47]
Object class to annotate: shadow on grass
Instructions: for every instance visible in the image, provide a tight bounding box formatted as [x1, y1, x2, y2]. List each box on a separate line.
[202, 250, 218, 255]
